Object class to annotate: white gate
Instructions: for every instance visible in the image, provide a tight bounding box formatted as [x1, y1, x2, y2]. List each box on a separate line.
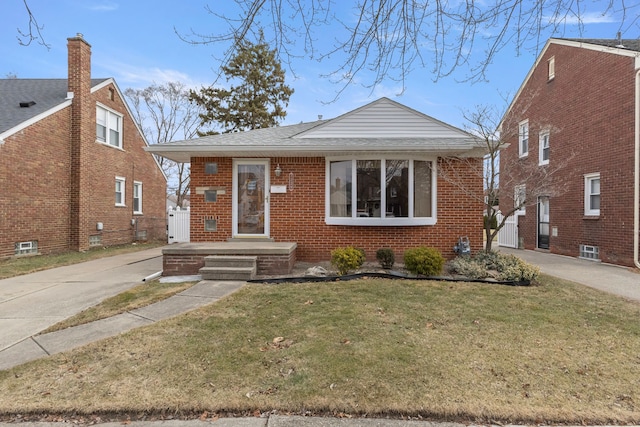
[167, 207, 190, 243]
[497, 211, 518, 248]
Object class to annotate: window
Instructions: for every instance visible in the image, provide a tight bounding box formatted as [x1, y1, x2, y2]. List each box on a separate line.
[14, 240, 38, 256]
[326, 158, 435, 225]
[539, 131, 550, 165]
[96, 104, 123, 148]
[584, 173, 600, 216]
[547, 56, 555, 81]
[115, 177, 126, 206]
[514, 184, 526, 212]
[518, 120, 529, 157]
[579, 244, 599, 260]
[133, 181, 142, 214]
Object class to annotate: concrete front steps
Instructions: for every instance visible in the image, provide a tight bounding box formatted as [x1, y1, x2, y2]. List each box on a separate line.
[199, 255, 257, 281]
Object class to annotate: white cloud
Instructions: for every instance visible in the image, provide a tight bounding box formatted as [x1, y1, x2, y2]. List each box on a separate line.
[547, 11, 617, 25]
[96, 60, 205, 89]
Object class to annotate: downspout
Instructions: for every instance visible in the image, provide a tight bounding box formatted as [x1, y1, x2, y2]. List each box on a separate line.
[635, 68, 640, 268]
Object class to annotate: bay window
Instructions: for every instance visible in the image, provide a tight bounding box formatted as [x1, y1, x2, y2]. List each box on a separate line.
[327, 157, 436, 225]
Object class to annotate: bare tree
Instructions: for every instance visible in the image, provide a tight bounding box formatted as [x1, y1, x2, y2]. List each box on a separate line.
[125, 82, 201, 209]
[178, 1, 637, 98]
[17, 0, 50, 49]
[439, 104, 572, 251]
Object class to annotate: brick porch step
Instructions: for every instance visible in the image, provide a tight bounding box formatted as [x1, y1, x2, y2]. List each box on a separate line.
[199, 255, 257, 281]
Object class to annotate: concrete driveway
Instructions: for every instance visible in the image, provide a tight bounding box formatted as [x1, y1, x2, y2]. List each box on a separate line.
[0, 246, 164, 353]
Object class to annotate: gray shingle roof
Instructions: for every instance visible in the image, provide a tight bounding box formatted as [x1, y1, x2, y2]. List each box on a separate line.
[0, 78, 108, 135]
[148, 98, 486, 162]
[560, 38, 640, 52]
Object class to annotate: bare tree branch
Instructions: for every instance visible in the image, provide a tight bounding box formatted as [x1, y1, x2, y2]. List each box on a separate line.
[17, 0, 50, 50]
[176, 0, 637, 100]
[125, 82, 201, 208]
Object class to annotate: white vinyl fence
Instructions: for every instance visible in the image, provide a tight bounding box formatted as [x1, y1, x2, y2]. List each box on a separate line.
[167, 207, 190, 243]
[497, 211, 518, 248]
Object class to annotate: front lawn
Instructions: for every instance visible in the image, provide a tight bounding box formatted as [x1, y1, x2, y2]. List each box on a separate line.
[1, 275, 639, 424]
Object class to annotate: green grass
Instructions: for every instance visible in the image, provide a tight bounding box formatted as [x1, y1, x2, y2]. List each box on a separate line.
[0, 242, 165, 279]
[1, 275, 639, 424]
[39, 279, 198, 334]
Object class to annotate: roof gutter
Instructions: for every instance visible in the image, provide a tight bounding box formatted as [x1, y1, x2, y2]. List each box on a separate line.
[634, 68, 640, 269]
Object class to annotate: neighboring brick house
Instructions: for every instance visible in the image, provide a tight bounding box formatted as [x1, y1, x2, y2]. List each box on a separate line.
[500, 38, 640, 268]
[148, 97, 486, 262]
[0, 34, 166, 258]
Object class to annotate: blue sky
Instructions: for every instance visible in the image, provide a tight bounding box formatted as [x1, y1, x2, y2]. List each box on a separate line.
[1, 0, 633, 131]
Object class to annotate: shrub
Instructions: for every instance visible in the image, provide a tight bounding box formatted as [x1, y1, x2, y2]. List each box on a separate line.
[448, 256, 489, 279]
[331, 246, 366, 276]
[376, 248, 395, 269]
[448, 251, 540, 284]
[403, 247, 445, 276]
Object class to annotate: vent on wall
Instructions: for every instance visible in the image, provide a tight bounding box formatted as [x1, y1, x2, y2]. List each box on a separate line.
[19, 101, 36, 108]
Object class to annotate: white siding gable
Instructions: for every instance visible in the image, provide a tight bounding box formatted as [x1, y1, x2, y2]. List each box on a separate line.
[295, 97, 468, 139]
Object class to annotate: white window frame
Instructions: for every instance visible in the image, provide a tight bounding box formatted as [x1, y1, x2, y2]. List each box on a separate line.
[325, 156, 437, 226]
[518, 120, 529, 158]
[514, 184, 526, 213]
[96, 103, 123, 149]
[539, 130, 550, 165]
[584, 173, 600, 216]
[547, 56, 555, 81]
[115, 176, 126, 207]
[133, 181, 143, 214]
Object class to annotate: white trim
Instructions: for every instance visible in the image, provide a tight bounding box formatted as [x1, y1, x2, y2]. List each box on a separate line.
[584, 172, 601, 216]
[518, 120, 529, 158]
[547, 56, 555, 81]
[115, 176, 126, 207]
[539, 130, 550, 165]
[96, 102, 123, 149]
[0, 100, 72, 143]
[324, 155, 437, 226]
[232, 159, 270, 237]
[133, 181, 143, 214]
[501, 38, 640, 130]
[93, 78, 167, 181]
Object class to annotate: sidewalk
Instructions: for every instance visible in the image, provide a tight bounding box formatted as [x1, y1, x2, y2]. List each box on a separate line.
[1, 247, 639, 427]
[0, 245, 248, 372]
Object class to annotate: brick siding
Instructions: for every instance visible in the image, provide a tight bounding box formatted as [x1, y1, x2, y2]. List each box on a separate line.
[189, 156, 484, 262]
[500, 42, 639, 267]
[0, 36, 166, 258]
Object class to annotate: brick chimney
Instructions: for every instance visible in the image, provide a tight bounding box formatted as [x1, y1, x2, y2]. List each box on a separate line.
[67, 33, 91, 97]
[67, 33, 92, 252]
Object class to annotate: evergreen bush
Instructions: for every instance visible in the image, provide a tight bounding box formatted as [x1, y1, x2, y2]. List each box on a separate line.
[403, 247, 445, 276]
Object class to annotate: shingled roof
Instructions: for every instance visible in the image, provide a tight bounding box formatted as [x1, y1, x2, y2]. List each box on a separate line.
[560, 38, 640, 52]
[0, 78, 108, 135]
[147, 97, 486, 162]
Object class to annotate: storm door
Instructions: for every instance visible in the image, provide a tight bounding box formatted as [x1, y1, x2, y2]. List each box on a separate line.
[233, 160, 270, 237]
[537, 196, 550, 249]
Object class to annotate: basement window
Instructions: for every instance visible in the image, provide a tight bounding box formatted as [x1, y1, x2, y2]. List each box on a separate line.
[579, 244, 600, 261]
[89, 235, 103, 247]
[15, 240, 38, 256]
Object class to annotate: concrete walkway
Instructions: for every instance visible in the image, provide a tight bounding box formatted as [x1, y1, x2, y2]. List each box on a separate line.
[0, 246, 242, 370]
[499, 247, 640, 302]
[1, 247, 639, 427]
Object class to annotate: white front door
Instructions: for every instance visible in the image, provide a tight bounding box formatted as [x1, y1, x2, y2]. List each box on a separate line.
[233, 159, 270, 237]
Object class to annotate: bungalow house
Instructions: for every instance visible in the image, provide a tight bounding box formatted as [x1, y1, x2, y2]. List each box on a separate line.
[148, 98, 486, 276]
[0, 34, 167, 258]
[499, 38, 640, 268]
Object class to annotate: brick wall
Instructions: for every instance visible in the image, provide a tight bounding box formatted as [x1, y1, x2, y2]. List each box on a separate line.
[189, 156, 484, 262]
[0, 36, 166, 259]
[500, 42, 638, 266]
